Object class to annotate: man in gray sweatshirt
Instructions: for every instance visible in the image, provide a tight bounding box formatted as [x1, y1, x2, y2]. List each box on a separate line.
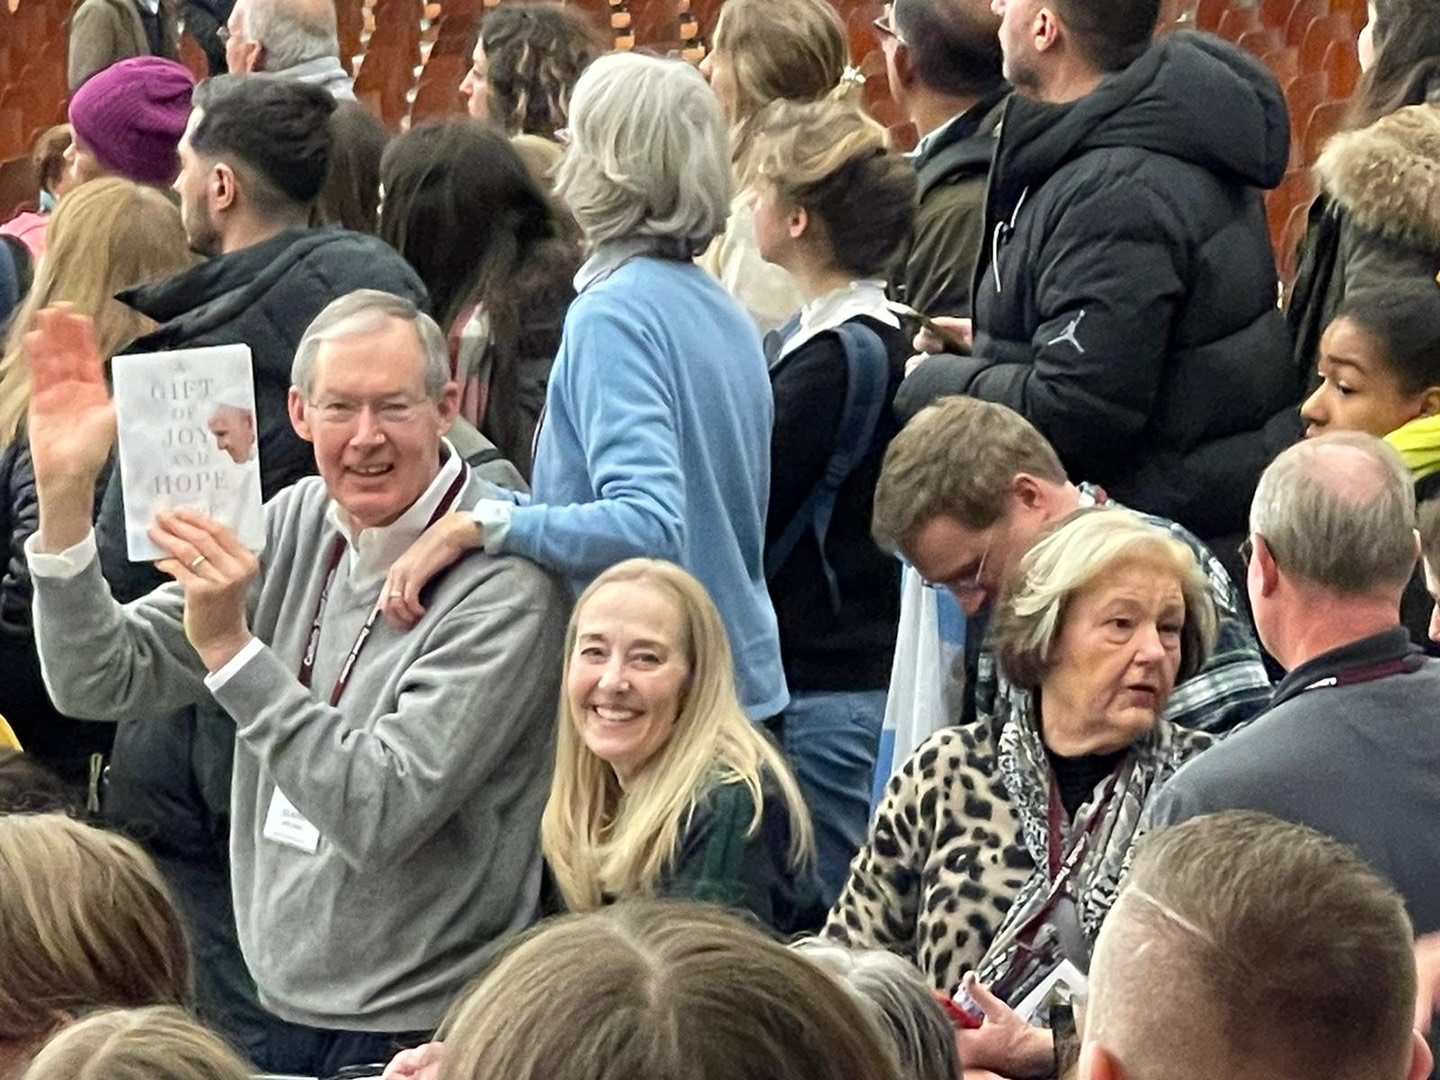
[22, 290, 567, 1075]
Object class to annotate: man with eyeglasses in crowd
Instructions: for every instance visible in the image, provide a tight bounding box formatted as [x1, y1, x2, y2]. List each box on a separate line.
[873, 395, 1271, 738]
[20, 290, 567, 1076]
[873, 0, 1008, 320]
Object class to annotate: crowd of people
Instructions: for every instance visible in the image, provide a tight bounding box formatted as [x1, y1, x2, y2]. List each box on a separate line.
[1, 0, 1439, 1076]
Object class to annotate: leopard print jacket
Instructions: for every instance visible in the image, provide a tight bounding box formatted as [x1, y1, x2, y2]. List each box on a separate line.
[822, 718, 1032, 992]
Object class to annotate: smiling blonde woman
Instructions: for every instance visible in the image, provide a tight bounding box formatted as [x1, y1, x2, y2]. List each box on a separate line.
[542, 558, 821, 934]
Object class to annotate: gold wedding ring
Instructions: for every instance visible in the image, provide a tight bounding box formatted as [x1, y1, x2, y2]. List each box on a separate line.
[189, 554, 208, 570]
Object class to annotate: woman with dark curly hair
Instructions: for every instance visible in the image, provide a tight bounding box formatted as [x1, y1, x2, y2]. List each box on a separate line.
[458, 2, 603, 142]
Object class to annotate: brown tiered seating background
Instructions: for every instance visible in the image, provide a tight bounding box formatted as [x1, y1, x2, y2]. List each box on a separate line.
[0, 0, 1367, 279]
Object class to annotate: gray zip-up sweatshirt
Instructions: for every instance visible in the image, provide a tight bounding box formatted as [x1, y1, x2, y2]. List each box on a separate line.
[29, 472, 568, 1032]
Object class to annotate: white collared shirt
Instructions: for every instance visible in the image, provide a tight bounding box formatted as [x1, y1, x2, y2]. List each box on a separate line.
[778, 279, 901, 360]
[909, 110, 968, 161]
[324, 438, 464, 589]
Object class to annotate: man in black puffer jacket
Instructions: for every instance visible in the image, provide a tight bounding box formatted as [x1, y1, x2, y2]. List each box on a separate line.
[897, 0, 1301, 545]
[85, 75, 428, 1070]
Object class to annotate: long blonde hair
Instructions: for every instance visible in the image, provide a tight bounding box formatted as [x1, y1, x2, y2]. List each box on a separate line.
[0, 178, 194, 446]
[541, 559, 815, 911]
[710, 0, 857, 185]
[0, 814, 191, 1043]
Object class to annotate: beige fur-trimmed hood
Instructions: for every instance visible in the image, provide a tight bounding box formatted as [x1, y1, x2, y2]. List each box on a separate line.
[1316, 103, 1440, 250]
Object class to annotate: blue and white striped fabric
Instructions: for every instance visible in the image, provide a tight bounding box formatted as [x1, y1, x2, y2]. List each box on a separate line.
[873, 563, 967, 806]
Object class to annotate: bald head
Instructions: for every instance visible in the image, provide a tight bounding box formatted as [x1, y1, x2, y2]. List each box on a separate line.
[1250, 431, 1417, 594]
[237, 0, 340, 72]
[1082, 812, 1426, 1080]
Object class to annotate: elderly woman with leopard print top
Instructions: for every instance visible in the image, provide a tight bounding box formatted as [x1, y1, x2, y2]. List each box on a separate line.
[824, 509, 1218, 1073]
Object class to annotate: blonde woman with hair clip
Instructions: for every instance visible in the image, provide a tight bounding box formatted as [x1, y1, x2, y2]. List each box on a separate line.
[0, 177, 193, 791]
[542, 559, 822, 931]
[21, 1007, 251, 1080]
[747, 97, 918, 904]
[0, 815, 192, 1080]
[696, 0, 863, 334]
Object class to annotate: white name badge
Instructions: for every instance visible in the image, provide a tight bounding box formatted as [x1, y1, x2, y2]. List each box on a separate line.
[262, 789, 321, 854]
[1015, 958, 1088, 1024]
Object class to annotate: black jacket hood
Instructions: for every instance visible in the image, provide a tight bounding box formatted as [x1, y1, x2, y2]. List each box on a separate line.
[997, 32, 1290, 193]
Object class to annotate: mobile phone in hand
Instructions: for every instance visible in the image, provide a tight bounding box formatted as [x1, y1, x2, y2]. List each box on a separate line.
[885, 300, 972, 354]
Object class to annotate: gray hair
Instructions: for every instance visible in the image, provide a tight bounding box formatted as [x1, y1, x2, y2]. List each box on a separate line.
[990, 507, 1217, 691]
[242, 0, 340, 71]
[291, 290, 449, 400]
[1250, 432, 1417, 593]
[790, 940, 959, 1080]
[554, 52, 732, 251]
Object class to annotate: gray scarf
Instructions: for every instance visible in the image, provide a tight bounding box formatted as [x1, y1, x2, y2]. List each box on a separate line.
[974, 681, 1213, 1006]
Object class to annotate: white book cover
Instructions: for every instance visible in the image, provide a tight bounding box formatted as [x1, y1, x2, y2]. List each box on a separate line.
[111, 344, 265, 562]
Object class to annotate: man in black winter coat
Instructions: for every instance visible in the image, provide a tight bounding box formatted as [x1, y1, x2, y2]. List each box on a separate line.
[87, 75, 428, 1071]
[898, 0, 1301, 544]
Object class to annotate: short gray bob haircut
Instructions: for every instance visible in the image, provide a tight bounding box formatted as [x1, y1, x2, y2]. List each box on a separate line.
[243, 0, 341, 71]
[790, 939, 959, 1080]
[554, 51, 732, 252]
[1250, 431, 1417, 594]
[292, 289, 450, 401]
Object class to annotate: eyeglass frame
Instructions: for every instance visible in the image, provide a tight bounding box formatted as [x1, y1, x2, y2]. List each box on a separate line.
[873, 4, 906, 44]
[922, 530, 994, 595]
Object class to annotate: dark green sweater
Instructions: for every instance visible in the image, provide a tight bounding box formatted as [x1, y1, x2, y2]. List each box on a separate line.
[656, 772, 825, 937]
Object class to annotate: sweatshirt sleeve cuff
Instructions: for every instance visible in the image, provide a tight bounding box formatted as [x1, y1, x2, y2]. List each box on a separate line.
[470, 498, 514, 554]
[203, 636, 265, 692]
[25, 529, 98, 579]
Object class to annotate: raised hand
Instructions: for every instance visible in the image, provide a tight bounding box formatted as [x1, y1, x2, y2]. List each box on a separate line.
[25, 306, 116, 488]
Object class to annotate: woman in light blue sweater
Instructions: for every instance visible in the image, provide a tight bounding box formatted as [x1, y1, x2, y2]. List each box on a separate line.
[379, 51, 788, 722]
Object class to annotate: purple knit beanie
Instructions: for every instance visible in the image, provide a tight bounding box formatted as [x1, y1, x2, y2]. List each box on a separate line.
[68, 57, 196, 186]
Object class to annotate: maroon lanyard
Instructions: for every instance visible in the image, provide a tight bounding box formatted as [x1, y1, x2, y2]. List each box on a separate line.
[1045, 762, 1125, 881]
[1294, 656, 1415, 695]
[297, 464, 469, 706]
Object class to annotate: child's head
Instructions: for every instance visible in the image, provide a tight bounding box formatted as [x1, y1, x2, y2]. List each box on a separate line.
[747, 99, 916, 282]
[1301, 282, 1440, 438]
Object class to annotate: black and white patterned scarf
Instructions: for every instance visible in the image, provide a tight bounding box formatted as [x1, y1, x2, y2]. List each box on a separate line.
[974, 681, 1213, 1006]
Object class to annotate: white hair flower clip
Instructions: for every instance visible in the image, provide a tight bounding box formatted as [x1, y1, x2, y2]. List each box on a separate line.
[840, 65, 866, 89]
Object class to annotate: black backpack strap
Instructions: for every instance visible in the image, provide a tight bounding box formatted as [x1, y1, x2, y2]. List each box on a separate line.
[765, 321, 891, 613]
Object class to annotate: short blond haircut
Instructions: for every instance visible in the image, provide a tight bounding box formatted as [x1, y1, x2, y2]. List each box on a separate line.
[437, 901, 903, 1080]
[21, 1007, 250, 1080]
[872, 396, 1068, 555]
[0, 815, 191, 1042]
[990, 508, 1217, 690]
[1089, 812, 1417, 1080]
[542, 559, 813, 912]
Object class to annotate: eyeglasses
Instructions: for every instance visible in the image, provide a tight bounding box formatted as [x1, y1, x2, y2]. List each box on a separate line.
[1238, 536, 1253, 566]
[308, 397, 430, 427]
[873, 5, 905, 42]
[923, 532, 993, 595]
